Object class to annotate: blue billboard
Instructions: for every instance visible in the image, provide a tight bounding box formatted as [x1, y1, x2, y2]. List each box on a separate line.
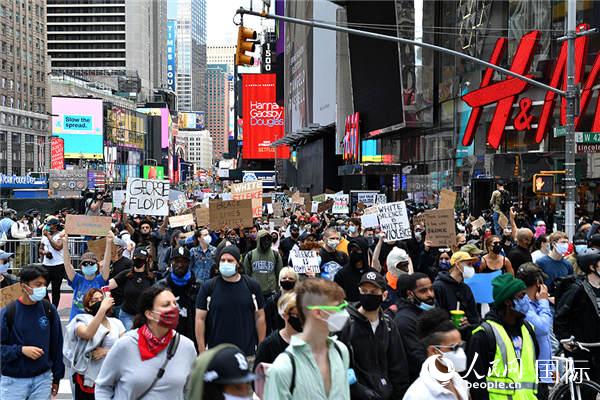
[167, 20, 177, 92]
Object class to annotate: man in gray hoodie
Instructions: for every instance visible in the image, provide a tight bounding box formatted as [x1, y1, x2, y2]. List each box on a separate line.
[243, 229, 283, 298]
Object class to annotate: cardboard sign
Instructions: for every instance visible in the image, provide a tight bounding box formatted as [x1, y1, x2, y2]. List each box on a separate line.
[125, 178, 170, 216]
[439, 189, 457, 210]
[112, 190, 126, 207]
[169, 214, 195, 228]
[209, 199, 254, 228]
[290, 250, 321, 274]
[498, 212, 509, 229]
[271, 217, 285, 228]
[412, 213, 426, 228]
[0, 283, 22, 308]
[230, 181, 263, 218]
[65, 215, 112, 237]
[194, 206, 210, 227]
[424, 209, 457, 247]
[318, 198, 335, 213]
[291, 192, 303, 205]
[332, 194, 349, 214]
[377, 201, 412, 240]
[273, 202, 284, 217]
[87, 237, 118, 262]
[471, 216, 487, 231]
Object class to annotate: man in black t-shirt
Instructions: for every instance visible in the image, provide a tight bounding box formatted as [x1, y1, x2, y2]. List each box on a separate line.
[507, 228, 533, 270]
[108, 238, 133, 318]
[279, 224, 300, 266]
[195, 245, 266, 357]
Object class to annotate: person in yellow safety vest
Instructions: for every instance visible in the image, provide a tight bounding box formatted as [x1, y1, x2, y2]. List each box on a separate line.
[465, 273, 539, 400]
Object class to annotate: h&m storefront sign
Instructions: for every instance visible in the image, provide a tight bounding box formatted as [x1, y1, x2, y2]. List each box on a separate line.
[462, 23, 600, 149]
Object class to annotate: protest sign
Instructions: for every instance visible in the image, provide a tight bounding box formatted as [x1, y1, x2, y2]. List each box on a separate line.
[377, 202, 412, 240]
[332, 194, 349, 214]
[272, 192, 290, 204]
[169, 214, 195, 228]
[439, 189, 457, 210]
[273, 202, 284, 217]
[169, 190, 185, 201]
[313, 194, 326, 202]
[318, 198, 334, 213]
[112, 190, 126, 207]
[465, 270, 501, 304]
[376, 194, 387, 204]
[412, 213, 426, 228]
[424, 209, 457, 247]
[271, 218, 285, 228]
[498, 212, 509, 229]
[87, 238, 118, 261]
[311, 201, 319, 213]
[357, 192, 377, 206]
[361, 213, 380, 229]
[471, 216, 487, 231]
[291, 192, 303, 205]
[65, 215, 111, 237]
[194, 206, 210, 227]
[0, 283, 22, 308]
[221, 192, 232, 201]
[230, 181, 263, 218]
[124, 178, 169, 216]
[170, 193, 188, 214]
[209, 199, 253, 228]
[101, 203, 113, 213]
[290, 250, 321, 274]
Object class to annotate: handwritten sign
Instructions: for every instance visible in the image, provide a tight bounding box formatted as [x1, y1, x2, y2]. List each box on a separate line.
[290, 250, 321, 274]
[230, 181, 263, 218]
[170, 193, 188, 214]
[376, 194, 387, 204]
[377, 201, 412, 240]
[439, 189, 457, 210]
[273, 193, 290, 204]
[471, 216, 487, 231]
[361, 213, 380, 229]
[209, 199, 254, 228]
[169, 214, 195, 228]
[112, 190, 126, 207]
[87, 237, 118, 262]
[125, 178, 170, 216]
[194, 206, 210, 227]
[65, 215, 111, 237]
[0, 283, 22, 308]
[273, 202, 284, 217]
[291, 192, 303, 205]
[318, 198, 334, 213]
[424, 209, 457, 247]
[332, 194, 349, 214]
[412, 213, 426, 228]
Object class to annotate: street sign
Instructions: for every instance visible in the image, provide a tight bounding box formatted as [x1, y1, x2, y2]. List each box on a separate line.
[575, 132, 600, 144]
[554, 126, 566, 138]
[577, 143, 600, 153]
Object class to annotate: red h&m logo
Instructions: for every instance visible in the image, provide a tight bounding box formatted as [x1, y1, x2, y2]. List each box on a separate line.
[343, 112, 360, 162]
[462, 23, 600, 149]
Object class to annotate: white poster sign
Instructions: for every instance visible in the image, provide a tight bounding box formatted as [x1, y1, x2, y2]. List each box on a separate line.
[125, 178, 170, 216]
[377, 201, 412, 241]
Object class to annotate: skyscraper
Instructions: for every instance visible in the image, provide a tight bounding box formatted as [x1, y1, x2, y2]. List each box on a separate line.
[206, 64, 229, 160]
[47, 0, 167, 101]
[0, 0, 50, 175]
[168, 0, 206, 112]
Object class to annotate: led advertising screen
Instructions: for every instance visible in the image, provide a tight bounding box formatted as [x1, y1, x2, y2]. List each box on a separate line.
[51, 97, 104, 159]
[241, 74, 290, 160]
[178, 112, 205, 130]
[137, 107, 170, 148]
[143, 165, 165, 180]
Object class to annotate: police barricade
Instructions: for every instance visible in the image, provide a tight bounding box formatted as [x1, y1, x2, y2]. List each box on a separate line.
[1, 236, 89, 273]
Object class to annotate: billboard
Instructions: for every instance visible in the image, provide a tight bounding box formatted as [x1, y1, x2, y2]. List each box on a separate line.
[50, 137, 64, 170]
[241, 74, 289, 160]
[167, 20, 176, 92]
[143, 165, 165, 180]
[178, 112, 205, 130]
[136, 107, 170, 148]
[51, 97, 104, 159]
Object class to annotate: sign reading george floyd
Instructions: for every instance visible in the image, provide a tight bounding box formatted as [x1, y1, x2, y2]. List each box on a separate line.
[125, 178, 170, 216]
[209, 199, 254, 228]
[377, 201, 412, 241]
[65, 215, 112, 237]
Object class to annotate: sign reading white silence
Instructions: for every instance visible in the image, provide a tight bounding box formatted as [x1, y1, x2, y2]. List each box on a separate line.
[125, 178, 170, 216]
[377, 201, 412, 241]
[290, 250, 321, 274]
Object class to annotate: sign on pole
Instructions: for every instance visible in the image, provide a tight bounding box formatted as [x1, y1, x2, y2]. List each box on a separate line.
[377, 201, 412, 240]
[125, 178, 170, 216]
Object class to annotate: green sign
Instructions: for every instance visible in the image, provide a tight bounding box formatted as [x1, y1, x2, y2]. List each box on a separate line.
[143, 165, 165, 180]
[554, 126, 567, 138]
[575, 132, 600, 144]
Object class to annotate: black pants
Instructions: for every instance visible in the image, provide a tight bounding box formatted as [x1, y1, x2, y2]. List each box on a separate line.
[72, 373, 95, 400]
[43, 264, 64, 308]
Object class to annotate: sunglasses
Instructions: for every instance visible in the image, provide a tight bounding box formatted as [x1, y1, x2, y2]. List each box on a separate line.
[434, 341, 466, 352]
[81, 261, 96, 266]
[307, 300, 348, 312]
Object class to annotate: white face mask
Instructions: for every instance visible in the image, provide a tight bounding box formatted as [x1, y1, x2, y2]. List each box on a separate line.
[202, 235, 212, 245]
[327, 239, 340, 249]
[461, 264, 475, 279]
[321, 309, 350, 332]
[438, 347, 467, 372]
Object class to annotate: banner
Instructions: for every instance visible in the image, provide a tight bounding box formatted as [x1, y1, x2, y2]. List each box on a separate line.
[377, 202, 411, 240]
[290, 249, 321, 274]
[424, 209, 457, 247]
[230, 181, 263, 218]
[50, 137, 64, 170]
[65, 215, 112, 237]
[209, 199, 254, 228]
[124, 178, 170, 216]
[241, 74, 290, 159]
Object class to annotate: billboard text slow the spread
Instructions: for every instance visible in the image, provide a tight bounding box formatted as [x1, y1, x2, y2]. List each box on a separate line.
[52, 97, 103, 159]
[242, 74, 289, 159]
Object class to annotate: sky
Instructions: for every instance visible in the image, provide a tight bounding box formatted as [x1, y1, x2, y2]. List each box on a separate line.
[207, 0, 266, 44]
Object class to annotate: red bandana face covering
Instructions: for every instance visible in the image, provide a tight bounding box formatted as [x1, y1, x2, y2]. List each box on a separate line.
[138, 324, 173, 361]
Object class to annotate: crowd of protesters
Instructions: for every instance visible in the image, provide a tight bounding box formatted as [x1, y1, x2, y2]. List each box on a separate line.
[1, 184, 600, 400]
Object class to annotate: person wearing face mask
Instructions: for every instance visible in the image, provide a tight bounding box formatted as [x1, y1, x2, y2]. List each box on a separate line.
[318, 228, 349, 281]
[279, 224, 300, 266]
[535, 231, 574, 292]
[507, 228, 534, 271]
[384, 246, 414, 301]
[530, 234, 549, 263]
[108, 247, 156, 330]
[39, 218, 65, 308]
[334, 238, 376, 302]
[338, 271, 410, 400]
[392, 272, 435, 382]
[195, 246, 266, 357]
[64, 289, 125, 399]
[0, 265, 65, 399]
[465, 274, 539, 400]
[63, 232, 113, 321]
[95, 286, 196, 400]
[243, 230, 283, 299]
[107, 235, 133, 318]
[0, 250, 17, 288]
[480, 236, 514, 275]
[271, 230, 280, 252]
[264, 267, 299, 334]
[433, 252, 481, 326]
[190, 228, 217, 284]
[186, 344, 257, 400]
[567, 232, 588, 274]
[403, 308, 469, 400]
[157, 246, 200, 341]
[264, 278, 351, 400]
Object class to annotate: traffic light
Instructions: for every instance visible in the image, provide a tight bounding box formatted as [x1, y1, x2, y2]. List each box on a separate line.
[235, 26, 257, 66]
[532, 174, 555, 195]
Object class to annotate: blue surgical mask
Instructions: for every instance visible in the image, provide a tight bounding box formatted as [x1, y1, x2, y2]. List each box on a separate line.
[418, 301, 434, 311]
[575, 245, 588, 254]
[27, 285, 47, 302]
[219, 262, 237, 277]
[0, 262, 10, 274]
[348, 225, 357, 234]
[513, 295, 530, 315]
[439, 260, 451, 270]
[82, 264, 98, 276]
[555, 242, 569, 256]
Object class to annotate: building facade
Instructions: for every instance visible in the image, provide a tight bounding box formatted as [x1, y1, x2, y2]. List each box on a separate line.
[207, 44, 235, 66]
[205, 64, 229, 160]
[47, 0, 167, 102]
[0, 0, 50, 175]
[178, 129, 212, 172]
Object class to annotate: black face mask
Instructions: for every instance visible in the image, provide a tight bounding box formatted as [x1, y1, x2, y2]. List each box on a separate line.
[349, 251, 363, 266]
[280, 280, 296, 291]
[87, 302, 102, 316]
[291, 231, 300, 239]
[492, 243, 502, 254]
[133, 259, 146, 269]
[288, 315, 303, 332]
[359, 293, 383, 311]
[259, 236, 272, 250]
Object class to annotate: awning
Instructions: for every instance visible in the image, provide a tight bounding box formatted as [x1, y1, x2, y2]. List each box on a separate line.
[271, 123, 335, 147]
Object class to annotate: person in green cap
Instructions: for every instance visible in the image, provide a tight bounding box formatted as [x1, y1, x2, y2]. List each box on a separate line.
[465, 273, 539, 400]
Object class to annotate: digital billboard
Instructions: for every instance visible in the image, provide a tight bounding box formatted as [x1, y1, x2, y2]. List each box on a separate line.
[136, 107, 170, 148]
[51, 97, 104, 159]
[241, 74, 289, 160]
[143, 165, 165, 180]
[178, 112, 205, 130]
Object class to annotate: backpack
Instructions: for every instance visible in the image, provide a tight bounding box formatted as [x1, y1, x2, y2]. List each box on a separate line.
[204, 275, 257, 311]
[553, 274, 580, 305]
[284, 341, 344, 395]
[499, 190, 512, 213]
[4, 299, 54, 333]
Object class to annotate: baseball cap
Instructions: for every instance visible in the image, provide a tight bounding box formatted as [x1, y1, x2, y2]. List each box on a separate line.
[460, 243, 484, 256]
[203, 346, 256, 385]
[170, 246, 191, 261]
[516, 263, 548, 287]
[0, 250, 14, 260]
[359, 271, 386, 290]
[450, 251, 479, 266]
[133, 247, 149, 259]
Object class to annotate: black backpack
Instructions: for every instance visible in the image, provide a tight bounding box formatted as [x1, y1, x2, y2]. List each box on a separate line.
[500, 190, 512, 213]
[553, 274, 580, 304]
